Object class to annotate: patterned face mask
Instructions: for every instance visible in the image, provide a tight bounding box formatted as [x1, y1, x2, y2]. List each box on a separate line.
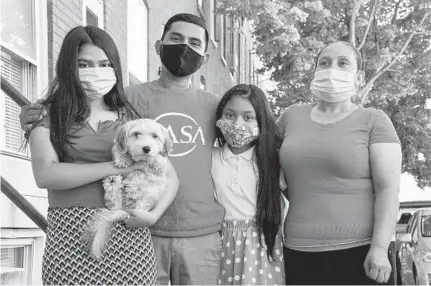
[216, 119, 260, 148]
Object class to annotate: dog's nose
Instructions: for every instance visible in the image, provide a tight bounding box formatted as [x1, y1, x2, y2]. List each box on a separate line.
[142, 146, 151, 153]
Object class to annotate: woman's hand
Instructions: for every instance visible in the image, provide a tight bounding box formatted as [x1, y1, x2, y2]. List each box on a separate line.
[124, 209, 156, 228]
[113, 161, 147, 176]
[363, 246, 392, 283]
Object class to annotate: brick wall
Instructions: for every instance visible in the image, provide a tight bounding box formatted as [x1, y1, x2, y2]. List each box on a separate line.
[104, 0, 128, 83]
[47, 0, 128, 82]
[47, 0, 82, 81]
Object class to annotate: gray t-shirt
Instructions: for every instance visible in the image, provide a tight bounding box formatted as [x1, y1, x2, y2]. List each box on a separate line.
[279, 103, 400, 251]
[125, 81, 225, 237]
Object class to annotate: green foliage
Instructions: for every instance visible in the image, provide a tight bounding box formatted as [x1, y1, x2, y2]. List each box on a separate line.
[218, 0, 431, 188]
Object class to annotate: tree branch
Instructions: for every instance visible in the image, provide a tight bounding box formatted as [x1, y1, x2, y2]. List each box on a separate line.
[348, 6, 357, 46]
[358, 0, 379, 50]
[374, 15, 380, 55]
[360, 10, 431, 104]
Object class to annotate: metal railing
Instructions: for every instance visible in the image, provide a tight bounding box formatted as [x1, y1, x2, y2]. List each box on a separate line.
[1, 76, 48, 233]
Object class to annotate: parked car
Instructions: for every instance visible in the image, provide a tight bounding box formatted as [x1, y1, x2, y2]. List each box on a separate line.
[398, 209, 431, 285]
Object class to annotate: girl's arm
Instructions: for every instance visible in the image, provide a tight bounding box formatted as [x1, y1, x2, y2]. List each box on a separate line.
[29, 126, 143, 190]
[125, 159, 179, 227]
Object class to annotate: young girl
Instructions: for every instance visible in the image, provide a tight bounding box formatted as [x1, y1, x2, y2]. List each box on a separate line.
[28, 26, 178, 285]
[212, 84, 286, 285]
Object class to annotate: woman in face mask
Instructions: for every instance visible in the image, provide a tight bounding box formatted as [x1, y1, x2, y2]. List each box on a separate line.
[278, 41, 402, 285]
[27, 26, 178, 285]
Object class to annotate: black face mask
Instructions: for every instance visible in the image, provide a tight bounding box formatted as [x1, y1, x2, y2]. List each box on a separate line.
[160, 44, 204, 77]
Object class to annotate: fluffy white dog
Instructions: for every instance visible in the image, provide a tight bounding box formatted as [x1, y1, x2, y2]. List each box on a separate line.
[85, 118, 172, 259]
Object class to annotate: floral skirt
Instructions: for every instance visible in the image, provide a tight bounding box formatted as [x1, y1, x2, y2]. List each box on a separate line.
[218, 220, 285, 285]
[42, 207, 157, 285]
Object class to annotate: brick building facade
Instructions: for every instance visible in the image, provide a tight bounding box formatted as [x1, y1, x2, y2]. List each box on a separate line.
[0, 0, 260, 284]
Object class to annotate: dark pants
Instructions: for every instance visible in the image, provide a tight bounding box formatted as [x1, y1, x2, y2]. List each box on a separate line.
[284, 245, 391, 285]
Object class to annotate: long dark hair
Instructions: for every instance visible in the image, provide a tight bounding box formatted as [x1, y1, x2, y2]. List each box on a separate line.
[216, 84, 283, 260]
[41, 26, 133, 162]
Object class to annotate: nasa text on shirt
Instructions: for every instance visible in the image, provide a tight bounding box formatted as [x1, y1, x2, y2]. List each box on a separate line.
[155, 112, 207, 157]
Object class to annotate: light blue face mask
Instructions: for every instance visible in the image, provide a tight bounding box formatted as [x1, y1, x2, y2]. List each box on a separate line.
[216, 119, 260, 148]
[310, 68, 359, 102]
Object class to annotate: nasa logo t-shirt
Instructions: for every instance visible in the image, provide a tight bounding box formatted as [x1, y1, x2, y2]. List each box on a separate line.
[125, 82, 225, 237]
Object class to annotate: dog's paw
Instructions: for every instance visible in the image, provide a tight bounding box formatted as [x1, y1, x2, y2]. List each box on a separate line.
[114, 156, 133, 168]
[102, 175, 123, 189]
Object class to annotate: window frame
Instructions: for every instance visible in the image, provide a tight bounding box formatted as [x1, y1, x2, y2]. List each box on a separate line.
[0, 0, 48, 158]
[1, 239, 34, 285]
[83, 0, 104, 29]
[127, 0, 150, 85]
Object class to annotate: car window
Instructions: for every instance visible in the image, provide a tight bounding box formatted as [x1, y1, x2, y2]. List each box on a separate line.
[421, 214, 431, 237]
[398, 213, 412, 224]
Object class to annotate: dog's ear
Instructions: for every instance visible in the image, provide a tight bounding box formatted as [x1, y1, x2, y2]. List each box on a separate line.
[160, 124, 173, 157]
[113, 122, 133, 167]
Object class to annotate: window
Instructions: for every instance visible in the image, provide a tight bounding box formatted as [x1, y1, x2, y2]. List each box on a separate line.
[1, 243, 33, 285]
[421, 214, 431, 237]
[127, 0, 149, 84]
[1, 49, 36, 154]
[86, 9, 99, 27]
[83, 0, 104, 29]
[0, 0, 47, 156]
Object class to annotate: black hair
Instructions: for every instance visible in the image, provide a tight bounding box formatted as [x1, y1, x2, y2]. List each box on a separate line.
[40, 25, 134, 162]
[216, 84, 283, 260]
[161, 13, 209, 51]
[316, 41, 363, 70]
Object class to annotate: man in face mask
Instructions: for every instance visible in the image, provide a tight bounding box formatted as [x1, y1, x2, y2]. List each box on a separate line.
[20, 13, 225, 285]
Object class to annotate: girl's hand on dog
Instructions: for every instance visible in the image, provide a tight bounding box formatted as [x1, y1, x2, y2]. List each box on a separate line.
[124, 209, 156, 228]
[111, 161, 147, 175]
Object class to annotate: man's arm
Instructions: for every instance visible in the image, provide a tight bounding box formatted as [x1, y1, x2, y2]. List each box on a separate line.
[20, 100, 48, 133]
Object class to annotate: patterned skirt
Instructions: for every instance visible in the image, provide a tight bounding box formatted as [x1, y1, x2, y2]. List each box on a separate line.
[218, 220, 285, 285]
[42, 207, 157, 285]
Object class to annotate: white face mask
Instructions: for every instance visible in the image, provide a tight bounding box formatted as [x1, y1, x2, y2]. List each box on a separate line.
[79, 67, 117, 101]
[310, 68, 359, 103]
